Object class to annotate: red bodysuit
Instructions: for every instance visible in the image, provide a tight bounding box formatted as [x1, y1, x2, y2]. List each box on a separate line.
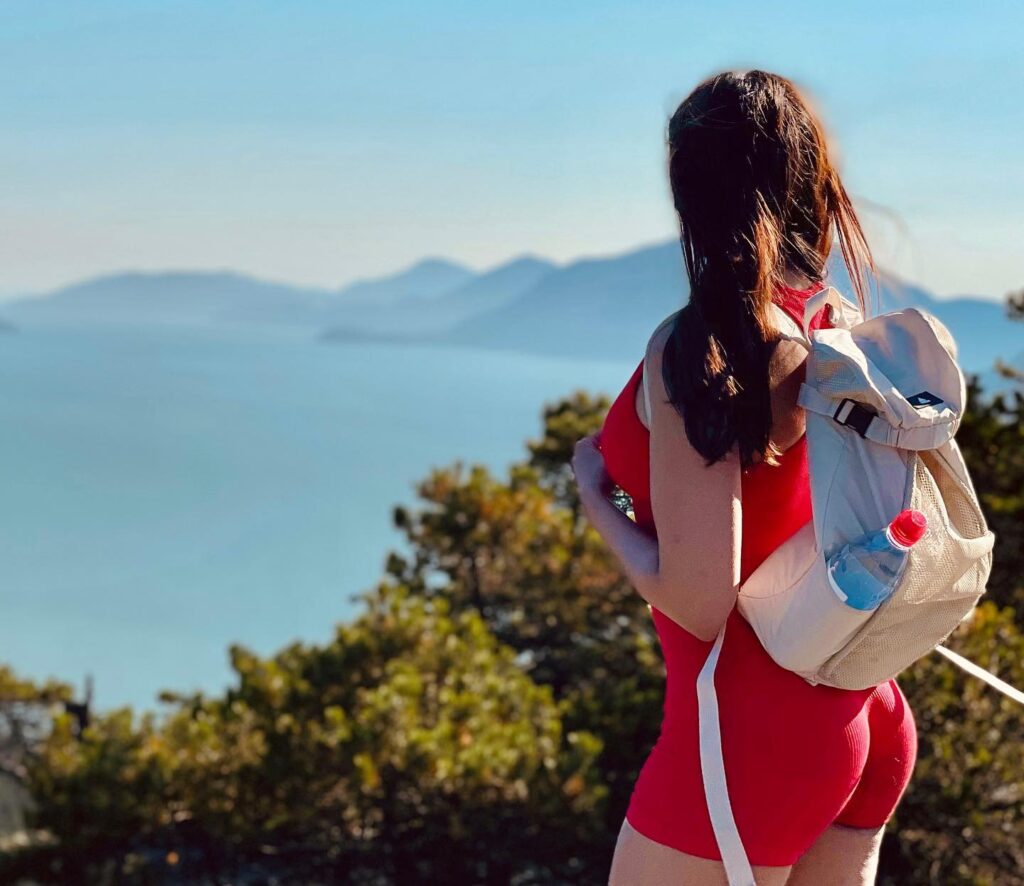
[597, 282, 917, 866]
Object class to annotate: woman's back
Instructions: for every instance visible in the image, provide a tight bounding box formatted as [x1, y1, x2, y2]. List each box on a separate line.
[598, 282, 917, 866]
[599, 281, 831, 581]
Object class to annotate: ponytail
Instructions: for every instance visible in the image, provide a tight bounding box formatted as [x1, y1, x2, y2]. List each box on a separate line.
[662, 70, 874, 470]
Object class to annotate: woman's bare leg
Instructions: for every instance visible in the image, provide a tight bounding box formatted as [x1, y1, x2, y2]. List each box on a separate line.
[608, 816, 793, 886]
[785, 823, 885, 886]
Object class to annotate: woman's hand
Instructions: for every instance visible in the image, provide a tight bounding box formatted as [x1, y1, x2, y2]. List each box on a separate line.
[570, 430, 661, 602]
[572, 432, 613, 500]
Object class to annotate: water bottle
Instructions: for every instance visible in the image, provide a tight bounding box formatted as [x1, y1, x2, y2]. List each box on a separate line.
[827, 509, 928, 611]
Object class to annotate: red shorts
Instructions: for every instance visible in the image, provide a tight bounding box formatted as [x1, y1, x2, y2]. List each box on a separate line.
[625, 608, 918, 867]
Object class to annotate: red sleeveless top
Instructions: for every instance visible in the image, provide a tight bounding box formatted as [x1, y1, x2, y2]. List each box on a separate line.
[597, 282, 831, 582]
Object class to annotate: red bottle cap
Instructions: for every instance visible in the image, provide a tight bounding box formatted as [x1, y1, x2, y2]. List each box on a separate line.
[889, 509, 928, 548]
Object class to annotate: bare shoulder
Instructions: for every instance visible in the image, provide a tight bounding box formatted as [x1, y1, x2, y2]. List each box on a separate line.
[637, 311, 681, 428]
[647, 306, 804, 385]
[645, 310, 681, 363]
[769, 336, 809, 385]
[641, 307, 808, 453]
[643, 309, 681, 390]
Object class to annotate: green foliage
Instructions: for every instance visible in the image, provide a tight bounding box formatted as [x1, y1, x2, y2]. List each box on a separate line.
[958, 376, 1024, 611]
[29, 709, 166, 855]
[883, 603, 1024, 885]
[389, 392, 665, 862]
[525, 390, 612, 510]
[0, 666, 72, 778]
[12, 586, 603, 884]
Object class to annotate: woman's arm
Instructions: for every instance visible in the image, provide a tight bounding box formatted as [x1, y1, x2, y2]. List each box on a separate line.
[575, 475, 660, 598]
[573, 324, 742, 642]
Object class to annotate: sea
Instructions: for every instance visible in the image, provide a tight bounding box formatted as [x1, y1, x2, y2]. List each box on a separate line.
[0, 323, 632, 711]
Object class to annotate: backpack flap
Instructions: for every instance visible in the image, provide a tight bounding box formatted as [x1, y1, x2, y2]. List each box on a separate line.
[797, 308, 965, 452]
[806, 412, 912, 561]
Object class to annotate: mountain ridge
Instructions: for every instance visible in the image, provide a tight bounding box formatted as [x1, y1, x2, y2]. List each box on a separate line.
[3, 241, 1016, 379]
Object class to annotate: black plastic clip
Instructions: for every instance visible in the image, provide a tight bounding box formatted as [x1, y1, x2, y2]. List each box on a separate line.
[833, 398, 875, 438]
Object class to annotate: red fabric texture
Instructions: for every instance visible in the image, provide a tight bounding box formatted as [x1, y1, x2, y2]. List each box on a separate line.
[597, 282, 917, 866]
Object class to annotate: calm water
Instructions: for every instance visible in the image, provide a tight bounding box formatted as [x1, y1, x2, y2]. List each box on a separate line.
[0, 324, 632, 710]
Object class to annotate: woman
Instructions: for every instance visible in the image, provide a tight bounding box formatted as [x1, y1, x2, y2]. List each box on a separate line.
[570, 71, 917, 885]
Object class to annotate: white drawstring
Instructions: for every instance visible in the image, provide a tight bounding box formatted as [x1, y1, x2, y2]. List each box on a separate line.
[935, 645, 1024, 705]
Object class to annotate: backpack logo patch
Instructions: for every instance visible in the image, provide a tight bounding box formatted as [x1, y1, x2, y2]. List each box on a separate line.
[907, 390, 944, 409]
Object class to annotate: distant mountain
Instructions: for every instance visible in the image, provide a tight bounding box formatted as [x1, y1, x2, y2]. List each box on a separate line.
[427, 255, 554, 319]
[6, 271, 330, 328]
[5, 243, 1017, 381]
[444, 241, 687, 360]
[823, 260, 1021, 374]
[321, 256, 555, 337]
[335, 258, 474, 306]
[439, 240, 1019, 375]
[7, 257, 523, 333]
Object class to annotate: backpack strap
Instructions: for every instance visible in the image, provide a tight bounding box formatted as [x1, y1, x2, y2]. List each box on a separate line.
[775, 286, 856, 349]
[641, 312, 681, 428]
[800, 286, 850, 339]
[696, 620, 756, 886]
[642, 355, 652, 428]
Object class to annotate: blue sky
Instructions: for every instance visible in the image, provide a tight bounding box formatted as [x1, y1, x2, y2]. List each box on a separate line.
[1, 1, 1021, 299]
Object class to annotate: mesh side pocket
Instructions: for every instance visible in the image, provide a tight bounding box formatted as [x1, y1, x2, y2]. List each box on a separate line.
[814, 358, 864, 398]
[922, 447, 987, 538]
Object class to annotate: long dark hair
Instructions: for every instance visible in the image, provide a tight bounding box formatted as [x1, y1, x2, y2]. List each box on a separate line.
[663, 70, 874, 470]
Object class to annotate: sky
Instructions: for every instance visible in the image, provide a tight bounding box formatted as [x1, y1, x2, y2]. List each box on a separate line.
[1, 1, 1021, 300]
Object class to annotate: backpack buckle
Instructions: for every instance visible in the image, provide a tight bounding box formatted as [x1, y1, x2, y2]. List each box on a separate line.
[833, 398, 875, 438]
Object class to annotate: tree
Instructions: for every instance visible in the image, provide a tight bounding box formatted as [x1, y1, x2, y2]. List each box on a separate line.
[388, 391, 666, 869]
[957, 290, 1024, 612]
[956, 377, 1024, 611]
[0, 667, 72, 782]
[13, 584, 603, 885]
[881, 603, 1024, 885]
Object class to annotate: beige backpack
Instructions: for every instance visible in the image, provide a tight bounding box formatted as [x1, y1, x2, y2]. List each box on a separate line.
[736, 285, 995, 689]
